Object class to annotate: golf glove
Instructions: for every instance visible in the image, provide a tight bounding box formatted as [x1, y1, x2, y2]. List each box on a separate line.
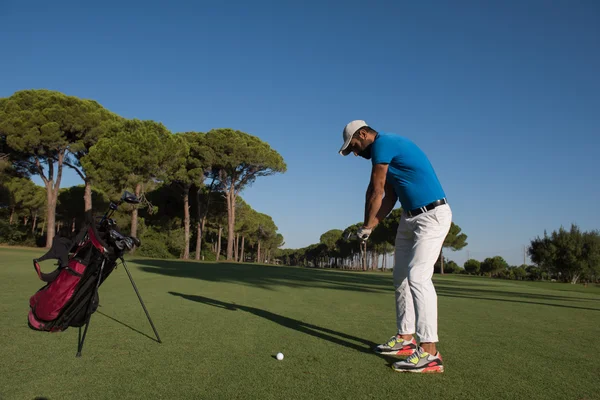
[357, 227, 372, 242]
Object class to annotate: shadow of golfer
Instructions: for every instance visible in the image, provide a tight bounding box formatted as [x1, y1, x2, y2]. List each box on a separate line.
[169, 291, 378, 354]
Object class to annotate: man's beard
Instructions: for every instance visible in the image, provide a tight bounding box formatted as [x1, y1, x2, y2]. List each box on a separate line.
[358, 144, 372, 159]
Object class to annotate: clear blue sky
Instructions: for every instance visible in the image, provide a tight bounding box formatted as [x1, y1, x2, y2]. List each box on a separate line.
[2, 0, 599, 266]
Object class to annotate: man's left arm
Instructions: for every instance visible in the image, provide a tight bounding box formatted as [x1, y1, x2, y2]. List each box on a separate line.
[363, 163, 389, 229]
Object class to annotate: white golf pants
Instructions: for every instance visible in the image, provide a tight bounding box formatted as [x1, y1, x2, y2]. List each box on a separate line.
[393, 203, 452, 343]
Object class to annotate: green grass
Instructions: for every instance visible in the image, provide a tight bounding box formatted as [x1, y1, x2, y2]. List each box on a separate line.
[1, 246, 599, 400]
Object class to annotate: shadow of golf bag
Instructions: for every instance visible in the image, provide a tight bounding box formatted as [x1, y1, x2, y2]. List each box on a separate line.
[27, 191, 161, 357]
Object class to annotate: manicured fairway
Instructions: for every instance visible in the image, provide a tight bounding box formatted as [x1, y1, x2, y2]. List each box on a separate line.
[1, 246, 599, 400]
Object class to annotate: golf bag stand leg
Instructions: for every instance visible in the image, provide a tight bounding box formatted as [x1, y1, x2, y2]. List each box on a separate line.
[120, 257, 162, 343]
[76, 259, 106, 357]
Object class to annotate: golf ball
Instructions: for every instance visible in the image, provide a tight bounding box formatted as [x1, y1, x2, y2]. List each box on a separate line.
[276, 352, 284, 360]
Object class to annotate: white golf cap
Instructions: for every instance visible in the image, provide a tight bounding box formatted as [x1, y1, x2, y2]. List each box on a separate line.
[339, 120, 369, 156]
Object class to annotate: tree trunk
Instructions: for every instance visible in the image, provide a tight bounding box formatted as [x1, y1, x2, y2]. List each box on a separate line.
[195, 221, 202, 260]
[257, 240, 261, 263]
[362, 242, 367, 271]
[241, 236, 245, 263]
[196, 215, 207, 260]
[440, 249, 444, 274]
[216, 226, 222, 261]
[182, 185, 190, 260]
[9, 207, 15, 225]
[195, 187, 203, 261]
[23, 215, 29, 226]
[234, 233, 239, 262]
[32, 212, 38, 234]
[38, 150, 64, 248]
[195, 180, 215, 260]
[130, 183, 142, 240]
[84, 179, 92, 213]
[226, 185, 236, 260]
[71, 217, 76, 232]
[45, 187, 57, 248]
[45, 188, 57, 246]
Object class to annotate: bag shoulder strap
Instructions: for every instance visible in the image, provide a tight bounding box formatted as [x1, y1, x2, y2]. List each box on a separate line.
[32, 235, 75, 282]
[32, 259, 62, 282]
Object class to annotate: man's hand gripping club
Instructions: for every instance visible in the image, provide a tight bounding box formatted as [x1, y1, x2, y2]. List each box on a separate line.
[356, 226, 372, 242]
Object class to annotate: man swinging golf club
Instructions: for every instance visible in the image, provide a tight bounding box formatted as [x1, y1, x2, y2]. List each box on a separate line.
[339, 120, 452, 373]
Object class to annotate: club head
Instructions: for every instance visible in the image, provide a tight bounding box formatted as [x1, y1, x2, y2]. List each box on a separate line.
[343, 231, 356, 241]
[121, 191, 140, 204]
[130, 236, 141, 247]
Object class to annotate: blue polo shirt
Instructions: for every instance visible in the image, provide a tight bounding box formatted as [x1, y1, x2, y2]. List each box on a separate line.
[371, 132, 446, 211]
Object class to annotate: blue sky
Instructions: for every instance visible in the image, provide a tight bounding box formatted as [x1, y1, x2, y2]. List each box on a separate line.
[2, 0, 599, 266]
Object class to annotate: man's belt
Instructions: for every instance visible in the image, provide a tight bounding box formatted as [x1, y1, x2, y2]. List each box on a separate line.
[406, 198, 448, 217]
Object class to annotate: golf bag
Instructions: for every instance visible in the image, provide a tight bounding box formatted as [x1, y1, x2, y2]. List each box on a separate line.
[28, 221, 117, 332]
[27, 191, 161, 356]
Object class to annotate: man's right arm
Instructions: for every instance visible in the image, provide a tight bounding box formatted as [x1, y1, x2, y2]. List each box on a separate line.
[374, 180, 397, 225]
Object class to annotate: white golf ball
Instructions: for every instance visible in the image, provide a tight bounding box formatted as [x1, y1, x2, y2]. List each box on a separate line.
[276, 352, 284, 360]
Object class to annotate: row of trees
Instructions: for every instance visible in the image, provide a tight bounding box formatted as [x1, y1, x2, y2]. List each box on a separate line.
[276, 208, 469, 274]
[1, 89, 286, 260]
[273, 210, 598, 284]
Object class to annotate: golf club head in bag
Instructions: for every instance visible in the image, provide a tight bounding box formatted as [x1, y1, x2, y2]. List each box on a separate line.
[121, 191, 140, 204]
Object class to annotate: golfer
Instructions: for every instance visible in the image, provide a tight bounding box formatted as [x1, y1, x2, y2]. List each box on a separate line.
[339, 120, 451, 373]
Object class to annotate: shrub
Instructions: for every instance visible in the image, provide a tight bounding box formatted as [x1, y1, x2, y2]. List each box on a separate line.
[189, 249, 217, 261]
[0, 221, 30, 245]
[137, 226, 184, 259]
